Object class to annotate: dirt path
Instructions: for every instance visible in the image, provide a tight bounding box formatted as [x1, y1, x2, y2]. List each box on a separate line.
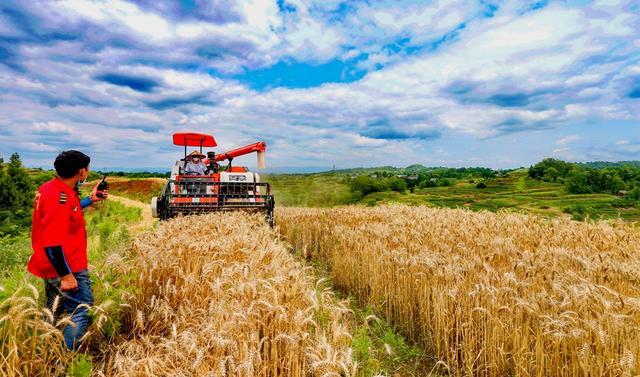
[108, 194, 155, 232]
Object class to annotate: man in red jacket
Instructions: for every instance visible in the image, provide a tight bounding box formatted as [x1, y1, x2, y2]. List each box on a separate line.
[27, 150, 108, 350]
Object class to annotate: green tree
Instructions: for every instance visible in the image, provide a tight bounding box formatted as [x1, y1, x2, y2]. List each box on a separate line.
[0, 153, 35, 235]
[387, 177, 407, 192]
[349, 176, 380, 196]
[0, 157, 18, 214]
[529, 158, 574, 180]
[566, 170, 591, 194]
[528, 164, 545, 180]
[8, 153, 34, 209]
[544, 167, 560, 182]
[608, 175, 624, 195]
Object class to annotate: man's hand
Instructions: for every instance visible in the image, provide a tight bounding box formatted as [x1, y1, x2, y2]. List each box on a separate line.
[90, 182, 108, 202]
[60, 273, 78, 292]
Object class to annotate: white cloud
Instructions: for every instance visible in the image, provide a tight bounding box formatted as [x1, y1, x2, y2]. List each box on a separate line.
[18, 142, 59, 153]
[33, 122, 74, 133]
[1, 1, 639, 169]
[279, 15, 344, 62]
[54, 0, 173, 41]
[347, 0, 474, 46]
[556, 135, 581, 145]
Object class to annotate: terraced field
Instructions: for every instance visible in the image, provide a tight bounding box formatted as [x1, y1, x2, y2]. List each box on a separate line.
[265, 171, 639, 221]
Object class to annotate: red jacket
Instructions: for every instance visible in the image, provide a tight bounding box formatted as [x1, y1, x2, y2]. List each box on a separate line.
[27, 178, 87, 278]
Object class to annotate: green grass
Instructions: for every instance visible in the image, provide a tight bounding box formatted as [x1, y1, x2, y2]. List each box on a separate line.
[266, 170, 639, 221]
[0, 234, 31, 281]
[67, 354, 93, 377]
[357, 171, 640, 221]
[265, 173, 355, 207]
[85, 200, 141, 252]
[350, 304, 431, 377]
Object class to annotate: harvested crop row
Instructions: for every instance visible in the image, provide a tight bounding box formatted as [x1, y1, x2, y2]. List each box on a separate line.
[100, 212, 355, 376]
[277, 205, 640, 376]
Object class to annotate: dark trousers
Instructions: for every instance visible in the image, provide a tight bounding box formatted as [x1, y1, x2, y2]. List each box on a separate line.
[44, 269, 94, 350]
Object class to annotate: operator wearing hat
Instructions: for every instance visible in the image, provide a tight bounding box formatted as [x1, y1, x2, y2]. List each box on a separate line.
[184, 150, 207, 175]
[27, 150, 108, 350]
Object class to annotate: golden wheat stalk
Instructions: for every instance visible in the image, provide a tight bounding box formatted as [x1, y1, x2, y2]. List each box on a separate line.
[99, 212, 356, 376]
[277, 205, 640, 376]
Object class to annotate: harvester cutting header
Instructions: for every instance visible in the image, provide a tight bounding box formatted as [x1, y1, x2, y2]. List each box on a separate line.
[151, 132, 275, 226]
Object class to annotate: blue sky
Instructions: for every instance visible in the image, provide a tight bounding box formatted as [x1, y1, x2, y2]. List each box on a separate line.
[0, 0, 638, 170]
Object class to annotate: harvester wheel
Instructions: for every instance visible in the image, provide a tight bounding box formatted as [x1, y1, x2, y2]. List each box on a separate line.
[160, 198, 170, 220]
[151, 197, 159, 218]
[266, 208, 275, 228]
[266, 197, 275, 227]
[157, 183, 170, 221]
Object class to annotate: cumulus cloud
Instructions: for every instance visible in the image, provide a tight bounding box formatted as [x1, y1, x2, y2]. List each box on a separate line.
[0, 0, 638, 169]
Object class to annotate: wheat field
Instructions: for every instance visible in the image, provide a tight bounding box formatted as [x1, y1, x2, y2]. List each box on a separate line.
[1, 212, 356, 377]
[3, 205, 640, 376]
[98, 212, 355, 376]
[277, 205, 640, 376]
[0, 284, 72, 376]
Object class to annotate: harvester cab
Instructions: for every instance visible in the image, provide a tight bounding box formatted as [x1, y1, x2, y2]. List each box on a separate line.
[151, 132, 275, 226]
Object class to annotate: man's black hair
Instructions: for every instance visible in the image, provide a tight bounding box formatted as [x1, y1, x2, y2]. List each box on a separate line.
[54, 150, 90, 178]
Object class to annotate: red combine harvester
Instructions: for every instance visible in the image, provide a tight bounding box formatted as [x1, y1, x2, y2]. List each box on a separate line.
[151, 132, 275, 226]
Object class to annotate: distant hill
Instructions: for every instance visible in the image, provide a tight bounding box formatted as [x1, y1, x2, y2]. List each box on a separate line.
[94, 167, 171, 173]
[262, 166, 332, 174]
[29, 160, 640, 176]
[577, 161, 640, 169]
[331, 164, 514, 176]
[331, 166, 400, 174]
[94, 166, 332, 174]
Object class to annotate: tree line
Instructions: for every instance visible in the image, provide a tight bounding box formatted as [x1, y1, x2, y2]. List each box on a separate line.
[94, 171, 170, 178]
[528, 158, 640, 198]
[28, 168, 170, 179]
[347, 166, 505, 198]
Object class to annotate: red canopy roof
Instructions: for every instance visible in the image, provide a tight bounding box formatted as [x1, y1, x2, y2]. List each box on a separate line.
[172, 132, 217, 147]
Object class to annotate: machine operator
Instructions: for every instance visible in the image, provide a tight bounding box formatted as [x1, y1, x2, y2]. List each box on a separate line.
[184, 150, 207, 175]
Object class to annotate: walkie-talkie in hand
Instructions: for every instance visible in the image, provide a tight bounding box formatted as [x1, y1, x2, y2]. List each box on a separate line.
[96, 174, 109, 198]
